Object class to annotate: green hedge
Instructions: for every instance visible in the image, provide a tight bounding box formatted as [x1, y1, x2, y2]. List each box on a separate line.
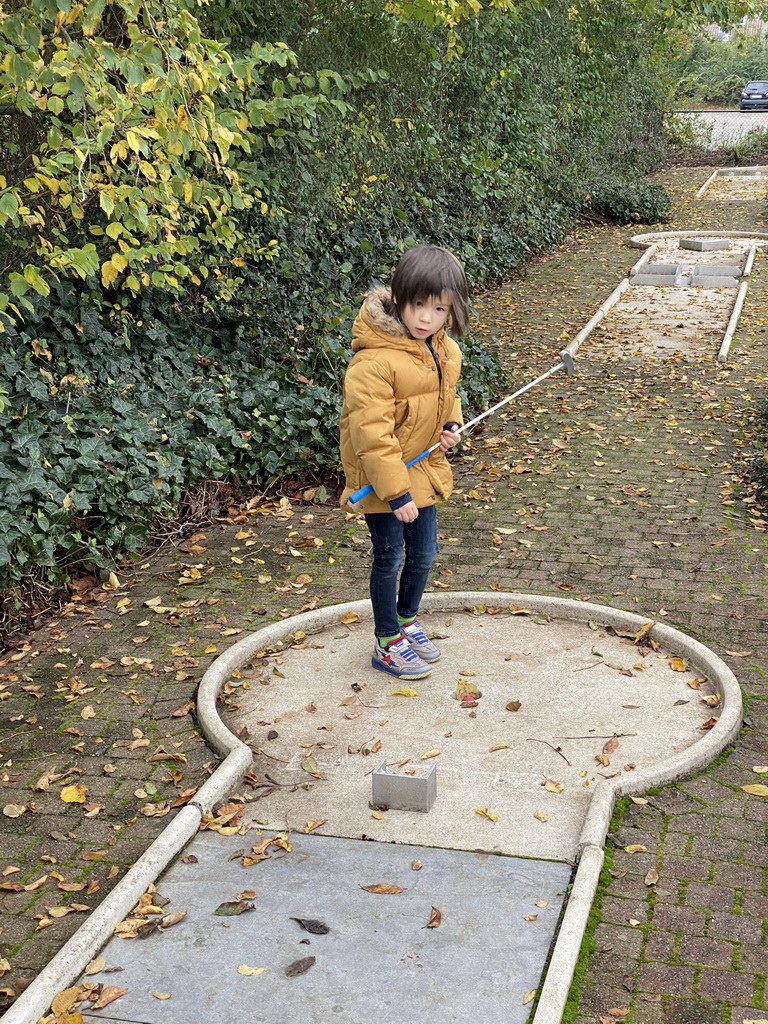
[1, 0, 674, 608]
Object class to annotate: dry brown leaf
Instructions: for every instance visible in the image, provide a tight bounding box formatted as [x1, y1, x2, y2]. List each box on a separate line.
[425, 906, 442, 929]
[603, 735, 619, 755]
[700, 717, 718, 730]
[489, 744, 509, 752]
[505, 700, 522, 712]
[89, 985, 128, 1010]
[84, 958, 106, 976]
[534, 810, 549, 822]
[338, 611, 360, 624]
[360, 883, 404, 894]
[421, 749, 440, 760]
[304, 819, 326, 834]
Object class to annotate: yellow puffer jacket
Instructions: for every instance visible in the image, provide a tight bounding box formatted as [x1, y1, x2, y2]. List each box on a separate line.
[339, 287, 463, 514]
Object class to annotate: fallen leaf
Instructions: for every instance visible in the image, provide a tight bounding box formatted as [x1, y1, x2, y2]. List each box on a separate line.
[411, 860, 423, 871]
[290, 917, 329, 935]
[301, 755, 322, 778]
[687, 677, 705, 690]
[84, 958, 106, 976]
[630, 796, 648, 805]
[153, 992, 172, 999]
[338, 611, 360, 624]
[644, 868, 659, 886]
[669, 657, 688, 672]
[534, 810, 549, 822]
[624, 845, 648, 854]
[90, 985, 128, 1010]
[2, 804, 27, 818]
[725, 650, 752, 657]
[544, 778, 564, 794]
[523, 990, 536, 1005]
[285, 956, 315, 977]
[455, 679, 481, 701]
[421, 749, 440, 760]
[475, 807, 498, 822]
[391, 687, 420, 697]
[360, 884, 404, 894]
[700, 717, 718, 730]
[741, 784, 768, 797]
[425, 906, 442, 928]
[505, 700, 522, 712]
[214, 901, 256, 916]
[304, 819, 326, 834]
[523, 914, 538, 921]
[237, 965, 266, 977]
[751, 766, 768, 774]
[60, 785, 88, 803]
[489, 744, 509, 752]
[603, 735, 619, 755]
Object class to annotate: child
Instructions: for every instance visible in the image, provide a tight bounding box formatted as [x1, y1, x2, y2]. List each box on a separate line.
[339, 245, 469, 679]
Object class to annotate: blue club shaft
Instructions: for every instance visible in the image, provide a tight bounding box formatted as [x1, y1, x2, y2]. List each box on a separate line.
[348, 350, 574, 507]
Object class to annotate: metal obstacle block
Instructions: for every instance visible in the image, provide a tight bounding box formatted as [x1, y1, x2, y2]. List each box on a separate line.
[679, 238, 732, 252]
[371, 757, 436, 813]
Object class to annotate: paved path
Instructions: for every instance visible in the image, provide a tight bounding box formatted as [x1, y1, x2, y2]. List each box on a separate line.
[0, 165, 767, 1021]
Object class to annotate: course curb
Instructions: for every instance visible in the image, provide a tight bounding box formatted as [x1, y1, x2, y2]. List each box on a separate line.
[5, 593, 742, 1024]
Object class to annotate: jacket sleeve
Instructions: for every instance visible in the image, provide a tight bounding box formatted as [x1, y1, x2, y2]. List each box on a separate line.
[343, 357, 412, 503]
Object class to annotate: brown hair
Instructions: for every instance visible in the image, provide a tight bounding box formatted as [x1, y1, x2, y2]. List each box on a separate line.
[390, 245, 470, 338]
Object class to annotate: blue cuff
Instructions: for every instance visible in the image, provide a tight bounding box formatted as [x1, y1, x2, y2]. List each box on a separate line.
[389, 492, 413, 511]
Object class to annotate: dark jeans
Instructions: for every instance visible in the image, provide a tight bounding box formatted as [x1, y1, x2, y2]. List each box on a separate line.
[365, 505, 439, 638]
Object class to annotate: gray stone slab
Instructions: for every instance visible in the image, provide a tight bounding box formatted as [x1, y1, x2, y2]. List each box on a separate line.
[80, 831, 571, 1024]
[629, 274, 685, 287]
[678, 237, 732, 251]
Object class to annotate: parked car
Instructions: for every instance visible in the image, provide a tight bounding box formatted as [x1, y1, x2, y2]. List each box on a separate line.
[739, 81, 768, 111]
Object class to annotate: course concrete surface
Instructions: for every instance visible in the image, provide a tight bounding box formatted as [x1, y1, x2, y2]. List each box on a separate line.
[64, 594, 740, 1024]
[79, 831, 571, 1024]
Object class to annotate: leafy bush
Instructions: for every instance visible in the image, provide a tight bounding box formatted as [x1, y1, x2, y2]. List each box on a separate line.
[573, 178, 672, 224]
[672, 32, 768, 108]
[0, 0, 682, 610]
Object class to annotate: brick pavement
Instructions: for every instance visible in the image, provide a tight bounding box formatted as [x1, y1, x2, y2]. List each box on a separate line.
[1, 165, 767, 1019]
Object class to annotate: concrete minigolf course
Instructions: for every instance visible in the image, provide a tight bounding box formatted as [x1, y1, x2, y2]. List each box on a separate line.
[46, 593, 742, 1024]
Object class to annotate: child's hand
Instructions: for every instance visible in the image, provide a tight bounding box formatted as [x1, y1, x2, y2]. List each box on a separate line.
[439, 422, 461, 451]
[394, 500, 419, 522]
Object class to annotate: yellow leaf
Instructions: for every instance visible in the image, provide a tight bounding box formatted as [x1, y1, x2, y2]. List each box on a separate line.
[237, 965, 265, 976]
[624, 844, 648, 854]
[669, 656, 688, 672]
[489, 744, 509, 752]
[391, 687, 419, 697]
[544, 778, 564, 794]
[421, 748, 440, 760]
[534, 810, 549, 822]
[360, 884, 404, 894]
[304, 819, 326, 834]
[153, 992, 172, 999]
[475, 807, 498, 822]
[523, 990, 536, 1005]
[741, 784, 768, 797]
[338, 610, 360, 624]
[61, 784, 88, 803]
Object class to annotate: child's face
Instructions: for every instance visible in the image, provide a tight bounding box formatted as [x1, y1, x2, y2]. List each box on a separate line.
[400, 293, 451, 340]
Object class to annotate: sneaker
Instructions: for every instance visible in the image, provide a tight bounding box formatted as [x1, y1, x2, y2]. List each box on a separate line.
[372, 635, 432, 679]
[401, 619, 442, 662]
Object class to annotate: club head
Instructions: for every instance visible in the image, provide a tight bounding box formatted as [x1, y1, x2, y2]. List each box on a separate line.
[559, 349, 575, 377]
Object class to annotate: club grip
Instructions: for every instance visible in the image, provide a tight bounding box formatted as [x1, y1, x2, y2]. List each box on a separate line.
[348, 447, 431, 507]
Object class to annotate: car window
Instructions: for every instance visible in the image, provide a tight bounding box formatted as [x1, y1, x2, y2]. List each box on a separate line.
[746, 82, 768, 88]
